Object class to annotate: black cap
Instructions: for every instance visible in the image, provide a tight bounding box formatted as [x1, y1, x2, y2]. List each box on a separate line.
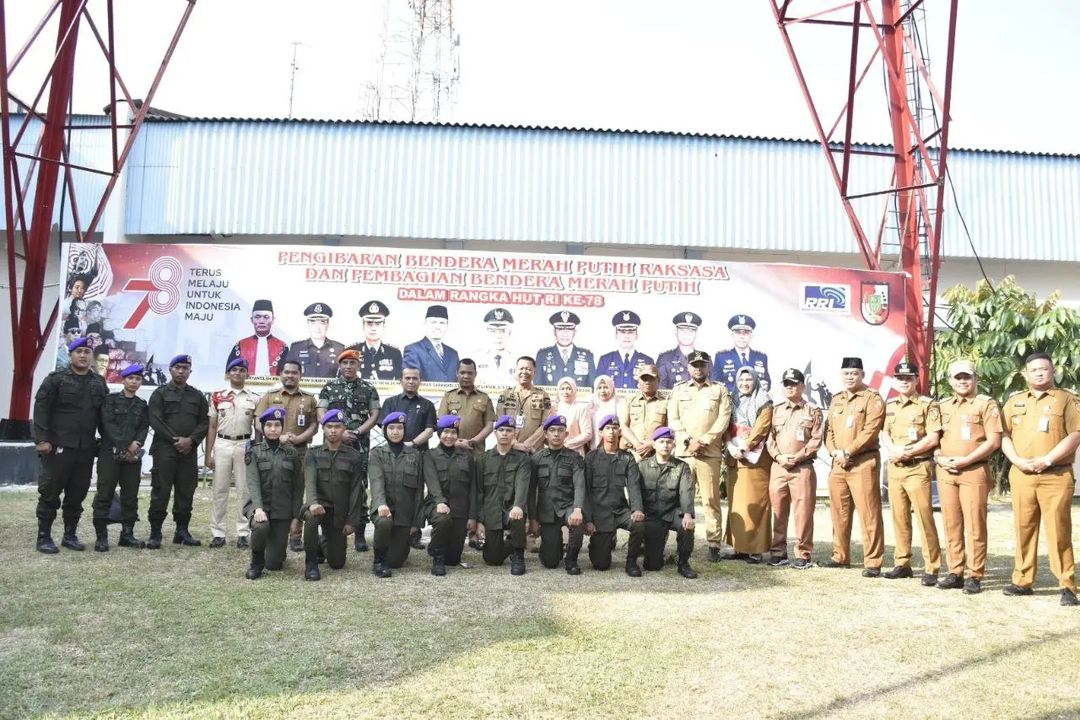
[483, 307, 513, 325]
[673, 312, 702, 328]
[549, 310, 581, 327]
[303, 302, 332, 318]
[360, 300, 390, 318]
[781, 368, 805, 384]
[841, 357, 864, 370]
[426, 304, 448, 320]
[893, 360, 918, 376]
[728, 314, 756, 331]
[612, 310, 641, 328]
[687, 350, 710, 365]
[252, 299, 273, 313]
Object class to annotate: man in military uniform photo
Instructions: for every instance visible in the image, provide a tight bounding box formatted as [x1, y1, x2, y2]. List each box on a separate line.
[244, 406, 304, 580]
[583, 415, 645, 576]
[1000, 352, 1080, 606]
[227, 299, 286, 377]
[347, 300, 402, 381]
[91, 363, 149, 551]
[535, 310, 595, 386]
[712, 314, 771, 393]
[618, 363, 667, 461]
[528, 415, 587, 574]
[146, 354, 210, 549]
[403, 304, 460, 384]
[657, 312, 703, 390]
[206, 358, 260, 549]
[496, 356, 553, 454]
[881, 360, 943, 585]
[426, 415, 478, 568]
[475, 307, 516, 388]
[597, 310, 655, 390]
[822, 357, 886, 576]
[638, 426, 698, 578]
[32, 337, 110, 553]
[476, 415, 531, 574]
[301, 409, 366, 581]
[279, 302, 345, 379]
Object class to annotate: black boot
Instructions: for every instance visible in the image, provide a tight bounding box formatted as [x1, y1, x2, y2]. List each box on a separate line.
[304, 551, 321, 581]
[61, 519, 85, 551]
[354, 524, 369, 552]
[172, 517, 201, 546]
[564, 548, 582, 576]
[625, 554, 642, 577]
[118, 523, 145, 549]
[431, 548, 447, 577]
[510, 548, 526, 576]
[677, 551, 698, 579]
[93, 519, 110, 552]
[245, 549, 265, 580]
[146, 520, 163, 549]
[372, 549, 392, 578]
[36, 519, 59, 554]
[409, 529, 426, 550]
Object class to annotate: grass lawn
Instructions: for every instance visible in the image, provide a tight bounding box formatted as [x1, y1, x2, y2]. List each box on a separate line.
[1, 486, 1078, 720]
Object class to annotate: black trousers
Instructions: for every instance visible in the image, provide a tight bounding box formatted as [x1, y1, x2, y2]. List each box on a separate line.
[588, 518, 645, 571]
[643, 519, 694, 571]
[36, 447, 96, 524]
[148, 450, 198, 523]
[482, 517, 526, 566]
[375, 513, 451, 568]
[539, 516, 584, 569]
[251, 518, 291, 570]
[303, 510, 348, 570]
[92, 454, 141, 525]
[430, 514, 469, 565]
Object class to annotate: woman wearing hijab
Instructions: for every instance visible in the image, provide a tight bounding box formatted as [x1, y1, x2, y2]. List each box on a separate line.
[556, 377, 593, 456]
[724, 366, 774, 562]
[589, 375, 625, 450]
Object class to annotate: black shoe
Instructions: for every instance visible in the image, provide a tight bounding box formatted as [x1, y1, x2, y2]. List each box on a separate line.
[862, 567, 882, 578]
[36, 529, 59, 554]
[820, 558, 849, 569]
[708, 547, 722, 563]
[289, 538, 303, 553]
[1062, 589, 1079, 607]
[921, 573, 938, 587]
[510, 549, 526, 576]
[236, 537, 249, 550]
[791, 557, 811, 569]
[94, 536, 109, 552]
[767, 555, 789, 567]
[354, 536, 369, 552]
[677, 553, 698, 579]
[745, 554, 764, 565]
[245, 564, 264, 580]
[93, 520, 109, 552]
[565, 554, 582, 575]
[61, 521, 85, 551]
[723, 552, 750, 561]
[304, 563, 321, 581]
[146, 523, 163, 550]
[625, 558, 642, 577]
[209, 537, 226, 548]
[937, 573, 964, 590]
[118, 525, 145, 549]
[431, 551, 447, 577]
[883, 566, 913, 580]
[1002, 583, 1034, 597]
[963, 578, 982, 595]
[373, 550, 392, 578]
[409, 531, 426, 550]
[173, 523, 202, 547]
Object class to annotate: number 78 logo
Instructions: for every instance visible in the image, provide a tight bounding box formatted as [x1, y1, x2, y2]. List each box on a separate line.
[121, 256, 183, 329]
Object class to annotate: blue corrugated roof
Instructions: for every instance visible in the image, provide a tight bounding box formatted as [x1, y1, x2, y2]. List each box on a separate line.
[115, 117, 1079, 262]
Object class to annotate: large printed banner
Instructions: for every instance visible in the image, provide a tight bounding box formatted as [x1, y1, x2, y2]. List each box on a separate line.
[57, 243, 907, 402]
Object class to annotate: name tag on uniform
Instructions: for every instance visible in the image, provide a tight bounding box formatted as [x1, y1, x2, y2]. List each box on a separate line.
[516, 414, 525, 429]
[297, 412, 305, 427]
[846, 415, 854, 428]
[1038, 416, 1050, 433]
[796, 428, 806, 442]
[574, 360, 589, 376]
[907, 426, 918, 442]
[960, 423, 971, 441]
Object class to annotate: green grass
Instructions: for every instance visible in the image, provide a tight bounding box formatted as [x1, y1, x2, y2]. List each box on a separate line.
[1, 487, 1078, 719]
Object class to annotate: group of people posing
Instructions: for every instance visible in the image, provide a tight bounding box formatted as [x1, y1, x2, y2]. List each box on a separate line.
[31, 336, 1080, 605]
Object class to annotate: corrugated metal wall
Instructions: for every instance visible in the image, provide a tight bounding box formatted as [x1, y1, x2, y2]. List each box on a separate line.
[124, 120, 1080, 261]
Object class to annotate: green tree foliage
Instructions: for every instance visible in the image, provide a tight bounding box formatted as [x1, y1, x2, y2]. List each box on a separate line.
[931, 276, 1080, 493]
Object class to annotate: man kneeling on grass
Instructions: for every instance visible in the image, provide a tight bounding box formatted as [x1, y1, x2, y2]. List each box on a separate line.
[583, 414, 645, 576]
[476, 415, 531, 575]
[243, 406, 304, 580]
[639, 427, 698, 579]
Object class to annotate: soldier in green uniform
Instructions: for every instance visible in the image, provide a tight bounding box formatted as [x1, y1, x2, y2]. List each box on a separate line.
[318, 349, 380, 551]
[244, 406, 304, 579]
[426, 415, 478, 568]
[476, 415, 530, 575]
[92, 364, 150, 551]
[301, 409, 366, 581]
[146, 354, 210, 549]
[32, 337, 109, 553]
[368, 412, 450, 577]
[639, 427, 698, 578]
[528, 415, 587, 574]
[583, 414, 645, 576]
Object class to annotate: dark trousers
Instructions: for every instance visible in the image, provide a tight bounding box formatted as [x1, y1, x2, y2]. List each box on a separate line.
[643, 519, 694, 571]
[588, 518, 645, 571]
[37, 447, 96, 524]
[539, 517, 585, 569]
[92, 454, 141, 524]
[375, 513, 451, 568]
[251, 518, 291, 570]
[482, 517, 527, 566]
[432, 515, 469, 565]
[148, 450, 198, 523]
[304, 511, 347, 569]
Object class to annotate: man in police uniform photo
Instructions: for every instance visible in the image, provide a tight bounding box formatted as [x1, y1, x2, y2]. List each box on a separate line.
[475, 307, 516, 387]
[536, 310, 596, 386]
[226, 299, 287, 377]
[656, 312, 703, 389]
[712, 314, 771, 393]
[347, 300, 402, 381]
[279, 302, 345, 379]
[597, 310, 655, 390]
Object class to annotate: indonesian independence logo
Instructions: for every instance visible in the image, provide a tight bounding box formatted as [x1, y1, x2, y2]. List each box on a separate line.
[860, 282, 890, 325]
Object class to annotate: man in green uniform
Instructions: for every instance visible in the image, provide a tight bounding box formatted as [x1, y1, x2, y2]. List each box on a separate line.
[426, 415, 478, 568]
[639, 426, 698, 578]
[32, 337, 109, 553]
[368, 412, 450, 577]
[301, 409, 366, 581]
[584, 414, 645, 576]
[528, 415, 587, 574]
[244, 406, 304, 579]
[476, 415, 530, 575]
[92, 363, 150, 551]
[146, 354, 209, 549]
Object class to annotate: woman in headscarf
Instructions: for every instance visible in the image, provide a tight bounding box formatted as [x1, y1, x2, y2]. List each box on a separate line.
[589, 374, 624, 450]
[724, 366, 774, 562]
[556, 377, 593, 456]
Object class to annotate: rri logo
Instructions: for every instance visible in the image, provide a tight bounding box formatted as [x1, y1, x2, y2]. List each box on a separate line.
[800, 283, 850, 312]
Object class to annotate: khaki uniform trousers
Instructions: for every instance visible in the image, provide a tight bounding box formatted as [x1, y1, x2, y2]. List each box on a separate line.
[1009, 467, 1077, 592]
[210, 437, 251, 539]
[685, 456, 725, 548]
[828, 454, 885, 568]
[886, 460, 941, 573]
[938, 464, 990, 579]
[769, 462, 816, 560]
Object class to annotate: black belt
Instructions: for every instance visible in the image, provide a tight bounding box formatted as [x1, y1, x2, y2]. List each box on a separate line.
[217, 433, 251, 441]
[894, 456, 932, 467]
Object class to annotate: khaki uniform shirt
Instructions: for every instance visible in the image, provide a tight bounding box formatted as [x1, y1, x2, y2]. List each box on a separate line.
[666, 380, 732, 459]
[209, 387, 259, 438]
[439, 386, 496, 440]
[255, 385, 319, 440]
[496, 385, 552, 442]
[938, 394, 1002, 459]
[618, 391, 668, 456]
[766, 399, 824, 466]
[825, 387, 886, 457]
[1002, 388, 1080, 464]
[884, 394, 942, 455]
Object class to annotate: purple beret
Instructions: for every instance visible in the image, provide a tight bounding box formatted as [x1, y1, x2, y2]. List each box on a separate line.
[321, 409, 346, 425]
[68, 337, 91, 352]
[169, 354, 192, 367]
[437, 415, 461, 432]
[259, 406, 286, 424]
[381, 411, 406, 428]
[226, 358, 249, 372]
[119, 364, 144, 379]
[651, 426, 675, 441]
[493, 415, 515, 430]
[597, 414, 620, 431]
[542, 415, 567, 430]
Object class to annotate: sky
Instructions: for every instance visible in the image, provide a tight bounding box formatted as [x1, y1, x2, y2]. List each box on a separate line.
[6, 0, 1080, 154]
